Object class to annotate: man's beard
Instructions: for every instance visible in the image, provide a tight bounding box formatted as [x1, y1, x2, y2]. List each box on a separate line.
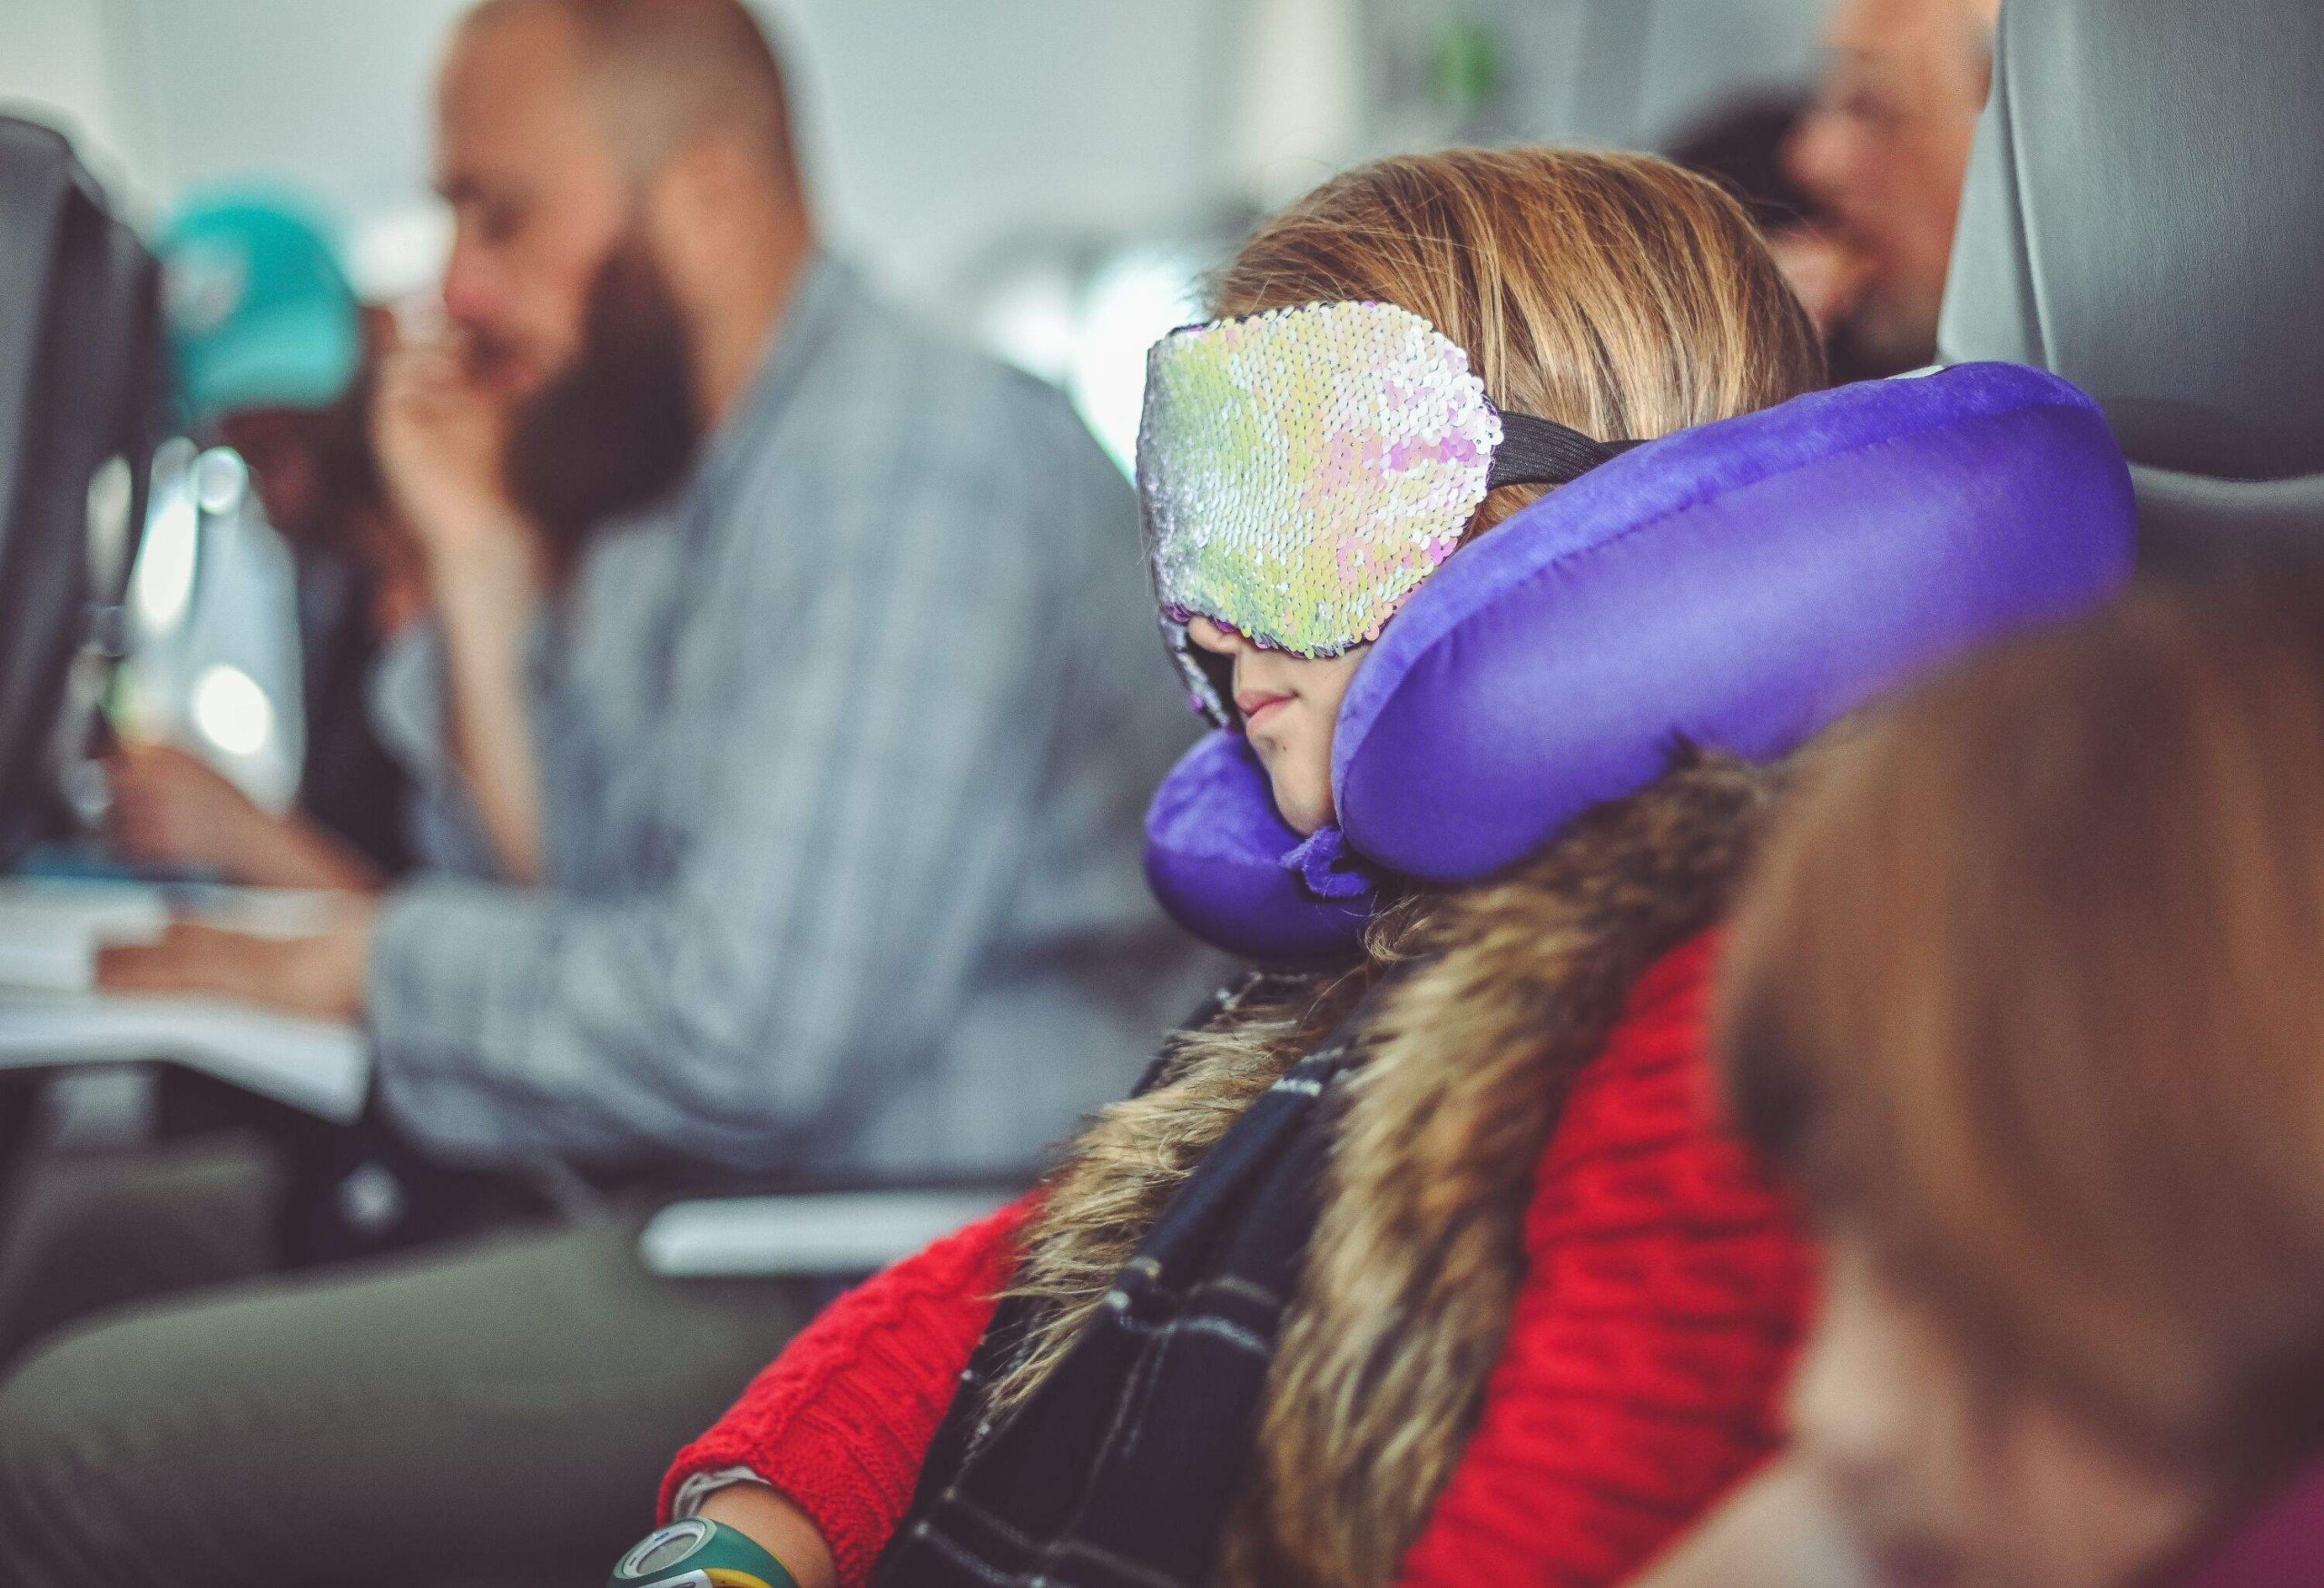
[503, 234, 703, 560]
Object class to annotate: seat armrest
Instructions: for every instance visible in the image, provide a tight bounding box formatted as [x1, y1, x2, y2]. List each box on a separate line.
[637, 1189, 1017, 1279]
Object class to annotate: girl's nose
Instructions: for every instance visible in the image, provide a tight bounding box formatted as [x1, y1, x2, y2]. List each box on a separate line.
[1187, 615, 1247, 656]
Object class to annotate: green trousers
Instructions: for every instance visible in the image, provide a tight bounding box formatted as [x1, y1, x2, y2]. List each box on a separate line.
[0, 1140, 809, 1588]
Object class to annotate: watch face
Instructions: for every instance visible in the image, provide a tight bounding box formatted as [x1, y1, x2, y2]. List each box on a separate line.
[620, 1519, 712, 1577]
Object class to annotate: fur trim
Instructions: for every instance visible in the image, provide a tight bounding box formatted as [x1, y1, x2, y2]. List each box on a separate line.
[982, 970, 1363, 1421]
[989, 750, 1787, 1583]
[1231, 749, 1785, 1586]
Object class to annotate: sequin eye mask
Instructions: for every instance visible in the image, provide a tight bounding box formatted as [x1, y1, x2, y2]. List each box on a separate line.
[1137, 299, 1637, 724]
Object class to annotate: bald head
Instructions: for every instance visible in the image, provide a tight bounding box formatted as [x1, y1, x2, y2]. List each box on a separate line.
[461, 0, 799, 188]
[434, 0, 815, 430]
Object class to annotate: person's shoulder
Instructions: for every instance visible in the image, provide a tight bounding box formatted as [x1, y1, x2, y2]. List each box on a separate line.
[818, 261, 1114, 469]
[818, 263, 1030, 396]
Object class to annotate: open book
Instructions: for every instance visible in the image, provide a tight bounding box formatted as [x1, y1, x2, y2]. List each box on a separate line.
[0, 878, 370, 1122]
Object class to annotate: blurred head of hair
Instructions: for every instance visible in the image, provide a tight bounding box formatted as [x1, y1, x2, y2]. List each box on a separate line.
[214, 367, 387, 551]
[1724, 583, 2324, 1491]
[1663, 94, 1897, 383]
[1664, 94, 1823, 235]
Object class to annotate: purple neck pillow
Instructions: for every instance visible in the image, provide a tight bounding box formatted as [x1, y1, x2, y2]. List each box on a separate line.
[1145, 362, 2137, 962]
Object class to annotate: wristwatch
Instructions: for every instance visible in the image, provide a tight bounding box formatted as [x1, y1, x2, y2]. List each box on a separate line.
[610, 1516, 802, 1588]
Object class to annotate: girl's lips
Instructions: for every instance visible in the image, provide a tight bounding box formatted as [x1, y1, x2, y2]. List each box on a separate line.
[1238, 693, 1293, 728]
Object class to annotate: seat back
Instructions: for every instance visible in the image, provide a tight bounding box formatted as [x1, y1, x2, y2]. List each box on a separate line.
[0, 115, 166, 859]
[1938, 0, 2324, 572]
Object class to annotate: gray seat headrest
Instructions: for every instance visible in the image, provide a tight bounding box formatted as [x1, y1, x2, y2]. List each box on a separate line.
[1938, 0, 2324, 572]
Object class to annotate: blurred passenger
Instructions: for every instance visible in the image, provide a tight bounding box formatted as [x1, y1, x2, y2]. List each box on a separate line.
[1644, 587, 2324, 1588]
[117, 192, 420, 889]
[1663, 95, 1880, 384]
[641, 146, 1840, 1588]
[1786, 0, 2002, 375]
[0, 0, 1209, 1579]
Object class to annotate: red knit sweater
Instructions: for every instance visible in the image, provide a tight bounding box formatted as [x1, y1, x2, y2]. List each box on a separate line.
[663, 934, 1814, 1587]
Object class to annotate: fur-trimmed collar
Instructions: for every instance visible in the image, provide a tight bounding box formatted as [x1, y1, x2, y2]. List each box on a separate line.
[1232, 750, 1784, 1585]
[999, 751, 1787, 1586]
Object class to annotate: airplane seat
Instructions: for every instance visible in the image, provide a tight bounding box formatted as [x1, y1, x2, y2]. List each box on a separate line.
[0, 115, 165, 861]
[1938, 0, 2324, 574]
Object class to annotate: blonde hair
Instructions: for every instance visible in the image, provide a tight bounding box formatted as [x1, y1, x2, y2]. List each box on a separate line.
[991, 147, 1825, 1422]
[1210, 145, 1826, 538]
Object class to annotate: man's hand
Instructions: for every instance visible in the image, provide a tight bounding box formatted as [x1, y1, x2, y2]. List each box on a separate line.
[107, 742, 381, 893]
[372, 335, 537, 585]
[96, 900, 379, 1022]
[109, 742, 281, 873]
[372, 332, 548, 883]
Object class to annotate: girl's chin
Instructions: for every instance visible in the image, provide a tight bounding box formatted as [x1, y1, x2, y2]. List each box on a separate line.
[1269, 789, 1335, 838]
[1251, 746, 1334, 835]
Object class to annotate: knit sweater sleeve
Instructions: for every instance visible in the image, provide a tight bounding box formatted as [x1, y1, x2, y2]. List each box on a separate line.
[660, 1198, 1032, 1586]
[1395, 934, 1817, 1588]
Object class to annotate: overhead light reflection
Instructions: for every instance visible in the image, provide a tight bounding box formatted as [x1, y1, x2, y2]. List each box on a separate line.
[976, 263, 1081, 387]
[84, 454, 135, 597]
[192, 447, 249, 516]
[1068, 249, 1206, 474]
[129, 462, 199, 636]
[190, 663, 276, 759]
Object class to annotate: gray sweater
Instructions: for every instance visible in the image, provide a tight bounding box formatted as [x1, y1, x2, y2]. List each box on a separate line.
[364, 256, 1219, 1179]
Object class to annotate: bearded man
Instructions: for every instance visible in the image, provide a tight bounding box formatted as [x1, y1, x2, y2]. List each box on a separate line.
[0, 1, 1214, 1580]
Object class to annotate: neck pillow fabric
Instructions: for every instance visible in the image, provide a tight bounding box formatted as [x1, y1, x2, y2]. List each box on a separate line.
[1145, 362, 2137, 962]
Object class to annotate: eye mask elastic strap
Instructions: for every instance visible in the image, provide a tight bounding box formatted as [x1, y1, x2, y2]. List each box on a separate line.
[1488, 411, 1644, 490]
